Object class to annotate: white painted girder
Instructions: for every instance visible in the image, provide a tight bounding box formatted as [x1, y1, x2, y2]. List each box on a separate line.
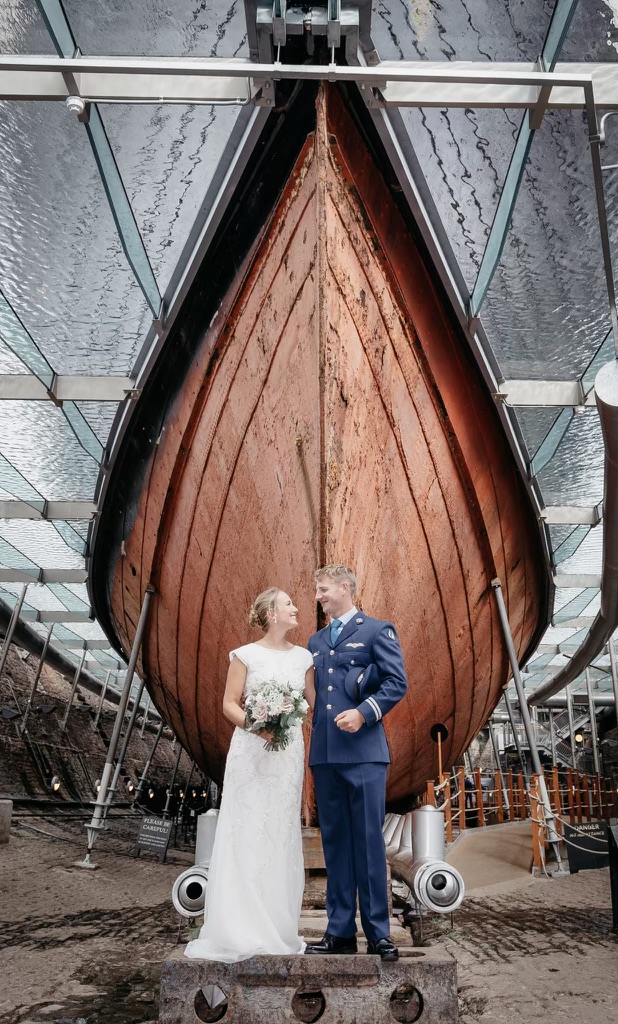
[0, 57, 617, 109]
[0, 375, 136, 401]
[497, 379, 595, 407]
[0, 500, 97, 519]
[0, 569, 88, 584]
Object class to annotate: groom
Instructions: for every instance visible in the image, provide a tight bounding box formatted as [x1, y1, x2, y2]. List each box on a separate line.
[305, 564, 408, 961]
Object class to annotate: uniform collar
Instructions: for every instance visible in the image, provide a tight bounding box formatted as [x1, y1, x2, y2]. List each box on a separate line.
[330, 607, 357, 628]
[326, 608, 364, 648]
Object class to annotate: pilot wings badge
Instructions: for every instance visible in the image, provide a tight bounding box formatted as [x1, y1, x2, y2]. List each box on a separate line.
[345, 642, 365, 648]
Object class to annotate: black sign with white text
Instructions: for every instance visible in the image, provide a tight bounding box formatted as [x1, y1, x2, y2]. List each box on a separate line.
[136, 815, 173, 859]
[564, 820, 609, 873]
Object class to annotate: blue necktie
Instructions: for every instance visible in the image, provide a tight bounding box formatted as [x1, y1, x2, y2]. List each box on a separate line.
[330, 618, 342, 646]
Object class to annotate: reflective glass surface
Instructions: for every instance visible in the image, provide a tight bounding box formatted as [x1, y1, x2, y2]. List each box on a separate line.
[0, 1, 56, 54]
[61, 0, 249, 58]
[100, 103, 243, 293]
[0, 101, 151, 375]
[373, 0, 549, 62]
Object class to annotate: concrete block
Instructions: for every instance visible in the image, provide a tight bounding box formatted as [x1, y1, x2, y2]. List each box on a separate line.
[160, 947, 457, 1024]
[0, 799, 12, 844]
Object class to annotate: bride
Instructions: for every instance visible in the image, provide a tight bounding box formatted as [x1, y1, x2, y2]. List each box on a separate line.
[185, 587, 315, 962]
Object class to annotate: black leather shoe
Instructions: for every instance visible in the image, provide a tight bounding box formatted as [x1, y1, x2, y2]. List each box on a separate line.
[366, 937, 399, 961]
[305, 932, 358, 955]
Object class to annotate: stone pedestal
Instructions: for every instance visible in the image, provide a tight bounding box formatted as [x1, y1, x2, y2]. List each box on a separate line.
[160, 948, 457, 1024]
[0, 799, 12, 844]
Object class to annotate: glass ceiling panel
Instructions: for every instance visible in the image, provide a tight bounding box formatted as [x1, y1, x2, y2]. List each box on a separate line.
[61, 0, 248, 57]
[74, 402, 120, 446]
[482, 108, 612, 380]
[515, 408, 564, 460]
[0, 401, 99, 500]
[397, 106, 515, 290]
[558, 524, 603, 574]
[536, 409, 604, 506]
[561, 0, 618, 60]
[99, 103, 243, 293]
[0, 101, 151, 376]
[0, 520, 85, 569]
[0, 581, 66, 612]
[372, 0, 550, 62]
[0, 1, 56, 53]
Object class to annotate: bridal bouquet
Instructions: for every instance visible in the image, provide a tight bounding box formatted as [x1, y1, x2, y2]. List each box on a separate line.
[244, 679, 309, 751]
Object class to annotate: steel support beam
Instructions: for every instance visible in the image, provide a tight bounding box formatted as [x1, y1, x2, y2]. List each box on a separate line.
[0, 569, 88, 584]
[488, 721, 510, 815]
[609, 638, 618, 718]
[75, 586, 153, 868]
[60, 646, 87, 732]
[541, 507, 602, 526]
[585, 668, 601, 775]
[93, 669, 112, 732]
[104, 675, 147, 812]
[492, 579, 562, 862]
[565, 685, 578, 768]
[0, 374, 135, 401]
[0, 500, 97, 519]
[19, 622, 54, 735]
[552, 574, 602, 588]
[2, 56, 618, 105]
[497, 380, 595, 407]
[135, 720, 165, 801]
[20, 610, 93, 623]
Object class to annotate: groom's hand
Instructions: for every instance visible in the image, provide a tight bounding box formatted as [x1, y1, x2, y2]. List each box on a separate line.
[334, 709, 365, 733]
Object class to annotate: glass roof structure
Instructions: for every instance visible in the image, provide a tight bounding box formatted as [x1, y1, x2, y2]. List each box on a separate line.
[1, 0, 618, 713]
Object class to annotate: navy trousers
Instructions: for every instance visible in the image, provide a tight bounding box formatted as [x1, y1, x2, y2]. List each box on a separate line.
[312, 762, 389, 942]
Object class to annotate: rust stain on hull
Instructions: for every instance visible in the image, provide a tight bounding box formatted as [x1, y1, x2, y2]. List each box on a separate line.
[109, 87, 547, 815]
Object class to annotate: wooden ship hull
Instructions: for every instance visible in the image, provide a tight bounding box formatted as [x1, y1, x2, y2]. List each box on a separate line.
[91, 84, 549, 816]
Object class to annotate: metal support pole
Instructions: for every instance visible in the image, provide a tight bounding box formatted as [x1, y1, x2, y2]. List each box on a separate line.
[503, 685, 527, 776]
[566, 683, 577, 768]
[104, 675, 147, 810]
[135, 719, 165, 800]
[175, 760, 196, 821]
[162, 742, 183, 819]
[74, 586, 154, 869]
[585, 668, 601, 776]
[60, 646, 87, 732]
[92, 669, 112, 731]
[139, 694, 151, 738]
[0, 583, 28, 712]
[20, 622, 53, 735]
[173, 760, 196, 845]
[492, 579, 563, 865]
[609, 638, 618, 718]
[549, 709, 557, 766]
[489, 720, 510, 815]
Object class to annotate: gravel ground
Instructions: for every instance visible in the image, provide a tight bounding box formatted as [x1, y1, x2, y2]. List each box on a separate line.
[1, 819, 617, 1023]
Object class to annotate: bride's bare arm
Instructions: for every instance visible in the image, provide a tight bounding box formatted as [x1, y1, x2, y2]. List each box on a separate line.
[304, 666, 315, 711]
[222, 658, 249, 728]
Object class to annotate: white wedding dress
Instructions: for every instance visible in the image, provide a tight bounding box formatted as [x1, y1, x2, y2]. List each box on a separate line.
[185, 642, 313, 962]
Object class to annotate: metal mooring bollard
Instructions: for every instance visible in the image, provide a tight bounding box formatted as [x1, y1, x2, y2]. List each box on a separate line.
[159, 949, 457, 1024]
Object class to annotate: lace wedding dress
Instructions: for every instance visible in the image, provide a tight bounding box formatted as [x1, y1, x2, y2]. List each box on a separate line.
[185, 642, 313, 962]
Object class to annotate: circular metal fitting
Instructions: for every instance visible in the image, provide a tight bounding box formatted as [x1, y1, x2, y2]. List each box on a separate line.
[172, 865, 209, 918]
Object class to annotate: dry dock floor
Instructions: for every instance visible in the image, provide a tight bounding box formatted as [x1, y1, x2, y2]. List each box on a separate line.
[0, 820, 617, 1023]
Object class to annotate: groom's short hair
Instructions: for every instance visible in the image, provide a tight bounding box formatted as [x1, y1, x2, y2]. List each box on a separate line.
[315, 563, 357, 597]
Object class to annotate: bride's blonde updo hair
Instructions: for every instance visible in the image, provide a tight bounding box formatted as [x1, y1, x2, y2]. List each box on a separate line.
[248, 587, 281, 631]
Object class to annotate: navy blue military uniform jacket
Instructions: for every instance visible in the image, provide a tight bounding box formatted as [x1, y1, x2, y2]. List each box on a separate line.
[308, 613, 408, 765]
